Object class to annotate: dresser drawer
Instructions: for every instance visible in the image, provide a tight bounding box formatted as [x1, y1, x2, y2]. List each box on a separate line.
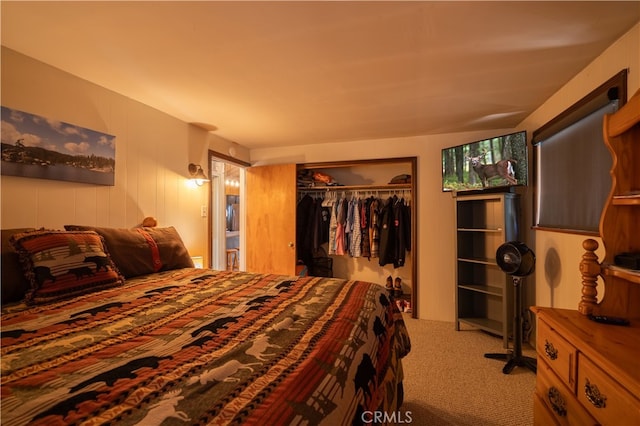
[537, 318, 577, 392]
[534, 392, 560, 426]
[536, 360, 597, 426]
[577, 354, 640, 425]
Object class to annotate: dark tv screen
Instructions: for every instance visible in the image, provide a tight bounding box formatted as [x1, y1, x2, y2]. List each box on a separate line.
[442, 130, 527, 192]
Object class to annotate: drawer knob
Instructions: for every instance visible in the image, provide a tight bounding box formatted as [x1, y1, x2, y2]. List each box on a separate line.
[544, 339, 558, 360]
[548, 387, 567, 417]
[585, 378, 607, 409]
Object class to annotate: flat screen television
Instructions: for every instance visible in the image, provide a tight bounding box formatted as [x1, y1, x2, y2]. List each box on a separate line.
[442, 130, 527, 193]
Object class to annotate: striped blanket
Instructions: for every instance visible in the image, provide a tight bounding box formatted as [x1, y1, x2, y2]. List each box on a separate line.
[1, 268, 411, 425]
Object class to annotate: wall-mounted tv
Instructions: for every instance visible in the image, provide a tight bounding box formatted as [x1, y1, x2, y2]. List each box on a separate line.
[442, 130, 527, 193]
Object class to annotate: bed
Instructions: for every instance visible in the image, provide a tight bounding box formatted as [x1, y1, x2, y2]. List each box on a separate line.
[1, 227, 411, 425]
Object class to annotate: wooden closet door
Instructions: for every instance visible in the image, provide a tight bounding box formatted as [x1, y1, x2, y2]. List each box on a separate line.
[245, 164, 297, 275]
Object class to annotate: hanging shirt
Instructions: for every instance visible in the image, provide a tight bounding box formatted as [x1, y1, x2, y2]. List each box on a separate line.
[360, 198, 371, 259]
[369, 198, 380, 258]
[350, 197, 362, 257]
[335, 197, 346, 256]
[345, 197, 354, 255]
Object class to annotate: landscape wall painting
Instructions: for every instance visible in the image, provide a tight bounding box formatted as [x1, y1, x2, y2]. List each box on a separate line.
[1, 106, 115, 186]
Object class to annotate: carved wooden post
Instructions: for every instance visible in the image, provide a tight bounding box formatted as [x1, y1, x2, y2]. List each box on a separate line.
[578, 238, 601, 316]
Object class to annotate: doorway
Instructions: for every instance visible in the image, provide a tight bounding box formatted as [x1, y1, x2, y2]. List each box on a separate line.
[209, 151, 248, 271]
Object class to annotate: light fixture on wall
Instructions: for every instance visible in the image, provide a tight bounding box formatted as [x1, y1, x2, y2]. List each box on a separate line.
[188, 163, 210, 186]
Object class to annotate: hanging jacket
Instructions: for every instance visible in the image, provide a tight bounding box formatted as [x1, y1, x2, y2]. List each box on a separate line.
[296, 195, 316, 268]
[393, 197, 407, 268]
[378, 197, 397, 267]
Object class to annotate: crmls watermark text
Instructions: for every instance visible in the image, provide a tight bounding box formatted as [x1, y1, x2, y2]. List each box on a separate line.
[361, 411, 413, 424]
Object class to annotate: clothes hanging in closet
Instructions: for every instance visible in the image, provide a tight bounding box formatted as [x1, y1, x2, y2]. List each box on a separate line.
[296, 191, 410, 270]
[378, 195, 411, 268]
[296, 194, 331, 269]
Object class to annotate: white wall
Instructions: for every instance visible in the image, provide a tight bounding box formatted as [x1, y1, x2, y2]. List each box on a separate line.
[0, 48, 216, 261]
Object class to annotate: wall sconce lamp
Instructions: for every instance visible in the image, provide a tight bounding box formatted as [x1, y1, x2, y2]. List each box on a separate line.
[188, 163, 210, 186]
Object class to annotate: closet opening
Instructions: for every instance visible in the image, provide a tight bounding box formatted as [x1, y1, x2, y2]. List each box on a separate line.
[296, 157, 418, 317]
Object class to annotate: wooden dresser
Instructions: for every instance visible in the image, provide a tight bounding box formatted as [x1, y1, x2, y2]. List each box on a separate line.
[532, 308, 640, 425]
[532, 88, 640, 425]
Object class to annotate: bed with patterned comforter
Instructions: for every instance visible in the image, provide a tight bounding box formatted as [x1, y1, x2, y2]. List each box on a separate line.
[1, 268, 411, 425]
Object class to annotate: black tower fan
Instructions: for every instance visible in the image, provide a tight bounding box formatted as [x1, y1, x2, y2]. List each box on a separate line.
[485, 241, 537, 374]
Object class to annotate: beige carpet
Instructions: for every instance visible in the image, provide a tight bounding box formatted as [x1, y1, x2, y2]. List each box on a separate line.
[401, 317, 536, 426]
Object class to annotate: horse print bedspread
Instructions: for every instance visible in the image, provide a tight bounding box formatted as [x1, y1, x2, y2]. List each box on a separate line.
[1, 269, 411, 425]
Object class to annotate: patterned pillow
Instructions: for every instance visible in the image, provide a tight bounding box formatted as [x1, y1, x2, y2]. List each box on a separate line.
[10, 230, 124, 305]
[63, 225, 194, 278]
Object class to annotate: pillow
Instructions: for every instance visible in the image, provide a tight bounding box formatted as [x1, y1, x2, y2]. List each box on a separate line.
[10, 230, 124, 305]
[1, 228, 35, 304]
[63, 225, 194, 278]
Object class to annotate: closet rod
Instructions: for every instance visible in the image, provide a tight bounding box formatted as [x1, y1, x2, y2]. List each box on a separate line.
[297, 183, 411, 192]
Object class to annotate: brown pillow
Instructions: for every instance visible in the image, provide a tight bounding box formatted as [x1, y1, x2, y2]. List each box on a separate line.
[1, 228, 35, 304]
[64, 225, 194, 278]
[10, 230, 124, 305]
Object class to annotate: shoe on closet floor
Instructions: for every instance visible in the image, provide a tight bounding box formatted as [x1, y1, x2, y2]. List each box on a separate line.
[385, 275, 394, 297]
[394, 277, 403, 298]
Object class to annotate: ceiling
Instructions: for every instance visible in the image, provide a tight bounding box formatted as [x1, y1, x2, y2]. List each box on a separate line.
[2, 1, 639, 149]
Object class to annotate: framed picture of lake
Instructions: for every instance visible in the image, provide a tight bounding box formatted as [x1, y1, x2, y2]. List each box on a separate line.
[1, 106, 116, 186]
